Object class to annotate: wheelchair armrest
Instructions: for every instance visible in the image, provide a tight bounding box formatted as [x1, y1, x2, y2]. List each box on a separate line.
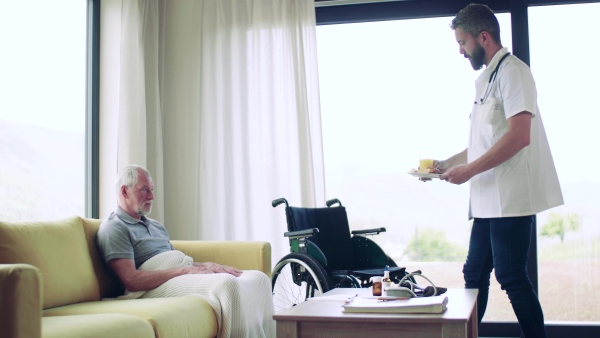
[284, 228, 319, 239]
[351, 227, 386, 236]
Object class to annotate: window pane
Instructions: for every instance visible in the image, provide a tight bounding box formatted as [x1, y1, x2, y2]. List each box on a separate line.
[529, 3, 600, 322]
[0, 1, 86, 221]
[317, 14, 517, 322]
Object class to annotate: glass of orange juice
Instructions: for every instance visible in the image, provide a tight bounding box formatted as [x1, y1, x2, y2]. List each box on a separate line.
[419, 158, 434, 171]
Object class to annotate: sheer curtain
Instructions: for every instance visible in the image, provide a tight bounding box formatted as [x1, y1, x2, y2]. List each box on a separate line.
[117, 0, 165, 221]
[115, 0, 324, 263]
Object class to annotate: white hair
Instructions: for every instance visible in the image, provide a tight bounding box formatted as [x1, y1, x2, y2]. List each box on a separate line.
[115, 165, 153, 195]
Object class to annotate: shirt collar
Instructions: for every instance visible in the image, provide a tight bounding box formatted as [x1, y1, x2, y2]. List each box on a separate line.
[115, 206, 148, 226]
[476, 47, 509, 86]
[486, 47, 509, 73]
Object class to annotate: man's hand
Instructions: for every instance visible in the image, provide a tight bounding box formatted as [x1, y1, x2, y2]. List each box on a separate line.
[440, 112, 532, 185]
[190, 262, 243, 277]
[441, 164, 472, 185]
[433, 160, 449, 173]
[419, 160, 447, 182]
[419, 149, 468, 182]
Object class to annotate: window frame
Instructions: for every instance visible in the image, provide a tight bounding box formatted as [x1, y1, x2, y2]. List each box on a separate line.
[86, 0, 100, 219]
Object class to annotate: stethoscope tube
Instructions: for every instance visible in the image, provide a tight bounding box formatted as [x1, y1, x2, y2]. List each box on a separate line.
[476, 52, 511, 105]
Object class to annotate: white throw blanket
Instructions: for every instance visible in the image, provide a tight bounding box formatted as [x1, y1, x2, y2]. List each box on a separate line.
[104, 250, 275, 338]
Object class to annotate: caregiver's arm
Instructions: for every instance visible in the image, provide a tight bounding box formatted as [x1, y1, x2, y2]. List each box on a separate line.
[442, 112, 532, 185]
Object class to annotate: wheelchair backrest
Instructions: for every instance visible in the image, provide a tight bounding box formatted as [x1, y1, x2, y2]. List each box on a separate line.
[287, 206, 357, 271]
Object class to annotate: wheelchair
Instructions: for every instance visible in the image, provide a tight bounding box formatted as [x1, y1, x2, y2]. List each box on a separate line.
[271, 198, 414, 312]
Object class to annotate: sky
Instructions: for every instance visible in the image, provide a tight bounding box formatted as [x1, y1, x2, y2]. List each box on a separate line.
[0, 0, 86, 133]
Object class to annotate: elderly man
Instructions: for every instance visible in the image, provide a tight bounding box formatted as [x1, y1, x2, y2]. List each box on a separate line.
[97, 165, 275, 338]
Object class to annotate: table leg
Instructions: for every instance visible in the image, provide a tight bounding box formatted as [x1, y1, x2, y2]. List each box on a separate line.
[276, 320, 298, 338]
[468, 301, 478, 338]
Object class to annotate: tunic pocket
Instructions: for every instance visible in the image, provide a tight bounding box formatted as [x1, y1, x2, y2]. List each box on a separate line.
[480, 98, 503, 124]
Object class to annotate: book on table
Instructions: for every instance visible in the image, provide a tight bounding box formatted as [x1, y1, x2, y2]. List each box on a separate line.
[342, 295, 448, 314]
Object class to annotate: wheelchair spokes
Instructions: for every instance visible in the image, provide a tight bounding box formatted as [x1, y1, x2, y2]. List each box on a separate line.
[271, 254, 330, 312]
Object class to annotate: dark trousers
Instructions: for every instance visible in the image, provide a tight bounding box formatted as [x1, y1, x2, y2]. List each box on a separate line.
[463, 216, 547, 338]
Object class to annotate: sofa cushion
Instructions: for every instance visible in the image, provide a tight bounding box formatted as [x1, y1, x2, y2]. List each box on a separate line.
[80, 217, 123, 298]
[0, 217, 100, 309]
[43, 314, 154, 338]
[43, 296, 218, 338]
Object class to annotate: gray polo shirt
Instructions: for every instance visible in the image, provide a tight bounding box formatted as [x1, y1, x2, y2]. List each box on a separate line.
[96, 206, 175, 268]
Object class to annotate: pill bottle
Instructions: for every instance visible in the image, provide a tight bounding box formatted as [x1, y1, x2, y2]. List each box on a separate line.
[371, 276, 383, 296]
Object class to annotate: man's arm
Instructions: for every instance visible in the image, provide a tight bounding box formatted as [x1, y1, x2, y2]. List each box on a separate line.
[436, 148, 468, 172]
[442, 112, 532, 184]
[109, 258, 185, 292]
[109, 258, 205, 292]
[109, 258, 244, 292]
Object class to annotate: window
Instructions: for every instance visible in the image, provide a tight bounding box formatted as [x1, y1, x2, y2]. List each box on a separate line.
[315, 13, 578, 323]
[529, 3, 600, 322]
[318, 2, 600, 325]
[0, 1, 87, 221]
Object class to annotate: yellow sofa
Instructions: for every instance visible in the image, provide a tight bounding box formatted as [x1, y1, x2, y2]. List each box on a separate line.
[0, 216, 271, 338]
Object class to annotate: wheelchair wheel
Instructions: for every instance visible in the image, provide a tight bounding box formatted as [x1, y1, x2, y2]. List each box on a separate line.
[271, 252, 330, 312]
[330, 273, 362, 289]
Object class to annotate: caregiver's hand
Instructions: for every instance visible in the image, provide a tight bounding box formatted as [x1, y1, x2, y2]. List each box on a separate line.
[441, 164, 472, 185]
[419, 160, 446, 182]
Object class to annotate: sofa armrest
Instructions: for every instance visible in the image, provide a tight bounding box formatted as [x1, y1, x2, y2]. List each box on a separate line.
[170, 241, 271, 277]
[0, 264, 43, 338]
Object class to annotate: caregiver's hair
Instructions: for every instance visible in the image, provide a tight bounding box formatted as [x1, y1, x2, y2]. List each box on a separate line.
[451, 3, 502, 44]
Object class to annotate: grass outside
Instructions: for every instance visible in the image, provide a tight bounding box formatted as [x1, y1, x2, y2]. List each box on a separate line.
[398, 243, 600, 323]
[401, 260, 600, 322]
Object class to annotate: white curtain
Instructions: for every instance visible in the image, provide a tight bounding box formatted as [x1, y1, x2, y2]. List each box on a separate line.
[116, 0, 324, 264]
[117, 0, 165, 221]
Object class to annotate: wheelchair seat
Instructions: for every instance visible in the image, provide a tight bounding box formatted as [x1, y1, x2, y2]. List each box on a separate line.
[271, 198, 411, 312]
[285, 204, 407, 282]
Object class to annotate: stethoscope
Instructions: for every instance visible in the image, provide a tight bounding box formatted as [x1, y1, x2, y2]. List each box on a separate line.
[475, 52, 511, 105]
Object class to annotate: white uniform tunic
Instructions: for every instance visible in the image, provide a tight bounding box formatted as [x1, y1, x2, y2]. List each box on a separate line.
[468, 47, 563, 219]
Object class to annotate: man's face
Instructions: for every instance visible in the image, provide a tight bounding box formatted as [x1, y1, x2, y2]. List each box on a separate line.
[123, 171, 154, 217]
[455, 28, 485, 71]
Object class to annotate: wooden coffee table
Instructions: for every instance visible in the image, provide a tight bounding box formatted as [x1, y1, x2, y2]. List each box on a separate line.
[274, 288, 478, 338]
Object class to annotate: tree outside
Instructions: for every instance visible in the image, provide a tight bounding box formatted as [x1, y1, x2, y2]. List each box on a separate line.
[403, 227, 467, 262]
[540, 211, 581, 242]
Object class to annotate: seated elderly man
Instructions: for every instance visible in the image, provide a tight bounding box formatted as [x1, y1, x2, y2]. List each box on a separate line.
[96, 165, 275, 338]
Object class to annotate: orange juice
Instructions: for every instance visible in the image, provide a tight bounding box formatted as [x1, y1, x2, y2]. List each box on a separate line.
[419, 159, 434, 170]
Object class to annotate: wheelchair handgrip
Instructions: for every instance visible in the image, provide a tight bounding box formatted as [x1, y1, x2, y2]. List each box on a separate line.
[272, 198, 289, 208]
[326, 198, 342, 207]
